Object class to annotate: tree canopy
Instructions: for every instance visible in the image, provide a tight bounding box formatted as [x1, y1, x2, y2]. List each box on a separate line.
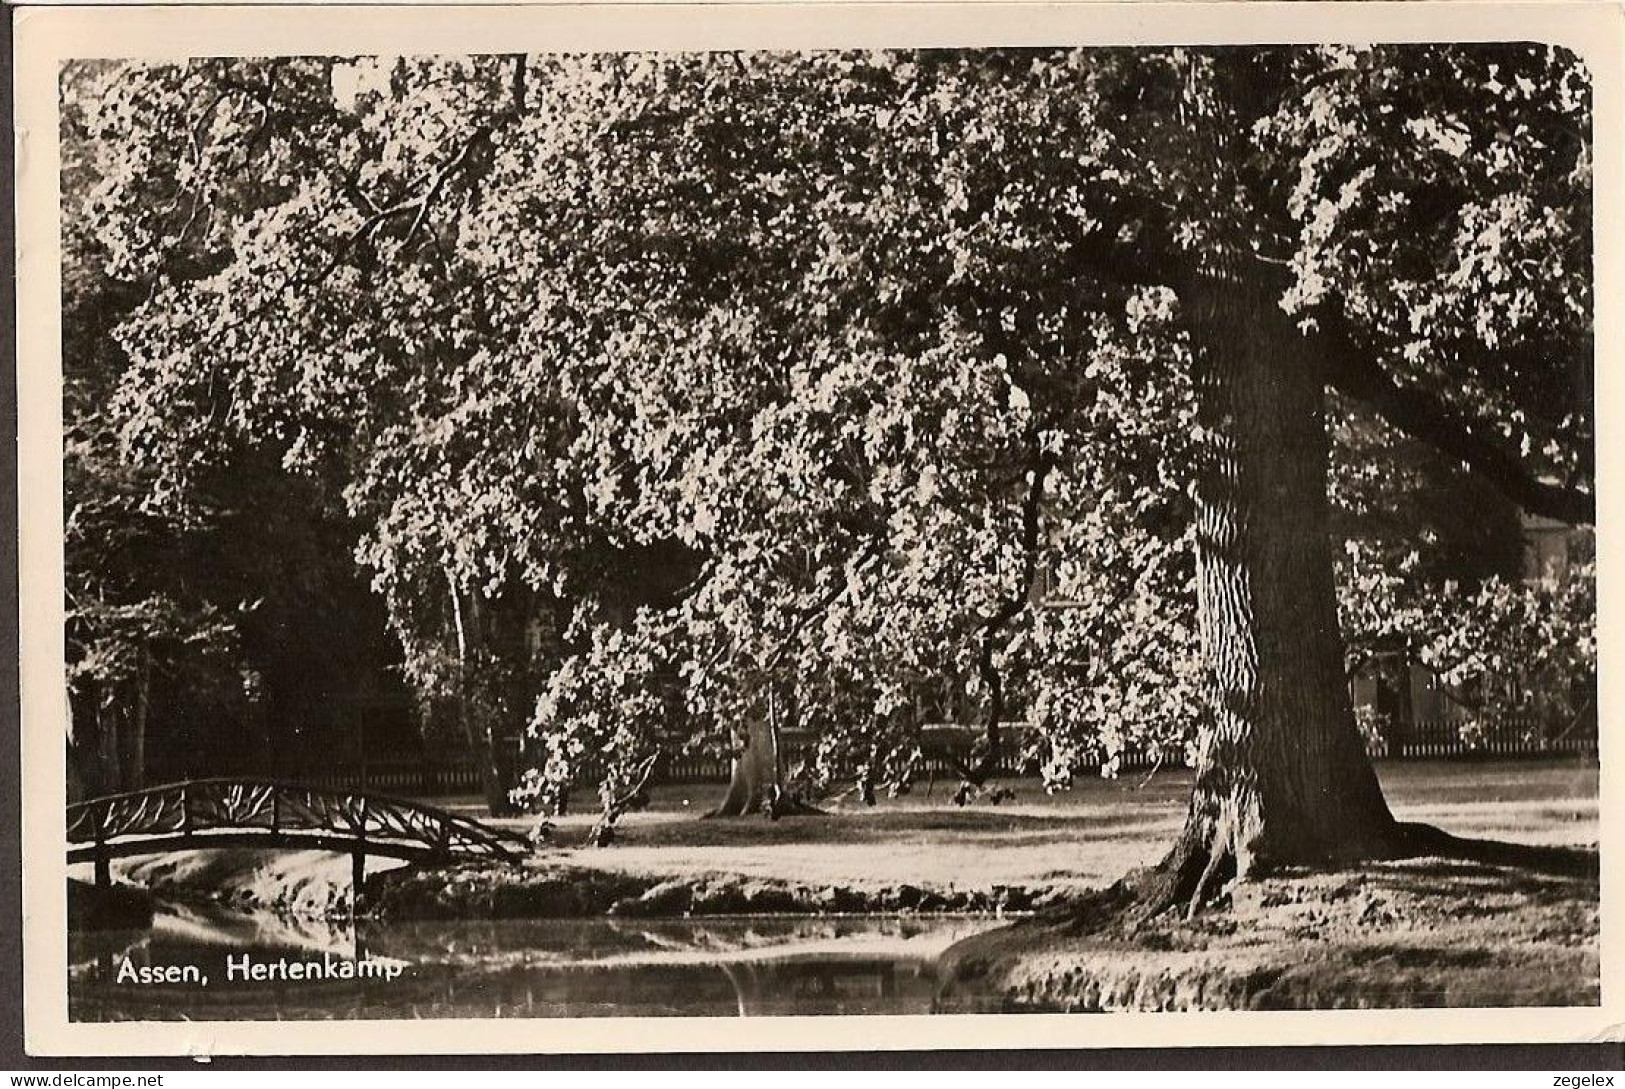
[65, 46, 1592, 858]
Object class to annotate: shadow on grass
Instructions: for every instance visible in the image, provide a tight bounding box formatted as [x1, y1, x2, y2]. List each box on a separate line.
[601, 806, 1175, 849]
[1394, 821, 1599, 880]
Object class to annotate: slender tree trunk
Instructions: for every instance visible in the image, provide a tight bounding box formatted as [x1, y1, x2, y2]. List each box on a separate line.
[480, 735, 518, 816]
[955, 417, 1047, 804]
[468, 594, 520, 817]
[125, 647, 150, 791]
[97, 694, 122, 794]
[1141, 271, 1400, 913]
[449, 576, 518, 818]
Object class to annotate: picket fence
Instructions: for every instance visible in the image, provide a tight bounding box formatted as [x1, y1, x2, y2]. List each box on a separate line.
[1374, 714, 1597, 760]
[269, 712, 1593, 798]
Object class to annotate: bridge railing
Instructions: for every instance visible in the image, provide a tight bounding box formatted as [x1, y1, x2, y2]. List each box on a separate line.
[68, 778, 533, 895]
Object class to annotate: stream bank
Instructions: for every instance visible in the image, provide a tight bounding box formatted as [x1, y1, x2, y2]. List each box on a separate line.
[939, 856, 1600, 1010]
[103, 847, 1072, 921]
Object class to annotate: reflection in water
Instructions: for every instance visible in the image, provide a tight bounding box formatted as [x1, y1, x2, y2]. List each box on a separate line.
[69, 906, 1005, 1020]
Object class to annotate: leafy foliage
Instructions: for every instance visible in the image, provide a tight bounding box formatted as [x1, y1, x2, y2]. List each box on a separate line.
[66, 46, 1592, 823]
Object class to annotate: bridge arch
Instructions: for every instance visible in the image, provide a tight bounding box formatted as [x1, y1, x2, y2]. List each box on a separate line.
[68, 779, 533, 898]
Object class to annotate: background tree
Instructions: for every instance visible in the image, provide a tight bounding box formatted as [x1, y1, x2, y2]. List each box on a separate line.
[63, 60, 414, 797]
[1330, 399, 1595, 754]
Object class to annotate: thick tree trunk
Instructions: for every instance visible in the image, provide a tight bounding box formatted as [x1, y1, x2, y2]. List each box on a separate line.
[712, 715, 780, 817]
[1143, 272, 1400, 913]
[711, 690, 820, 818]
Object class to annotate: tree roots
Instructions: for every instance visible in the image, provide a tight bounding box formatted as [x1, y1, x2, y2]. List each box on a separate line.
[1122, 825, 1240, 928]
[705, 791, 825, 820]
[1069, 818, 1598, 936]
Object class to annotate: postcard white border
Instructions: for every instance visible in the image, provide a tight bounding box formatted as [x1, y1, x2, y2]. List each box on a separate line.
[15, 1, 1625, 1057]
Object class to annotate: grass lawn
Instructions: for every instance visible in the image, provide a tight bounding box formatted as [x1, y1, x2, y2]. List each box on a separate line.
[467, 756, 1599, 892]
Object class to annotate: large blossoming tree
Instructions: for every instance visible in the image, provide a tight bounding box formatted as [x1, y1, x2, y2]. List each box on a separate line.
[69, 44, 1590, 911]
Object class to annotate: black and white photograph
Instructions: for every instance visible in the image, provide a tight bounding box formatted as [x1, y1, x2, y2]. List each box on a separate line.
[14, 1, 1618, 1055]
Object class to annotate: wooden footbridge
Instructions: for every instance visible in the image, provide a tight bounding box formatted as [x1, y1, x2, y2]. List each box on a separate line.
[68, 779, 533, 895]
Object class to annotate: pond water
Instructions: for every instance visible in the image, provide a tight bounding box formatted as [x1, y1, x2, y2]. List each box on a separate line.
[69, 905, 1011, 1020]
